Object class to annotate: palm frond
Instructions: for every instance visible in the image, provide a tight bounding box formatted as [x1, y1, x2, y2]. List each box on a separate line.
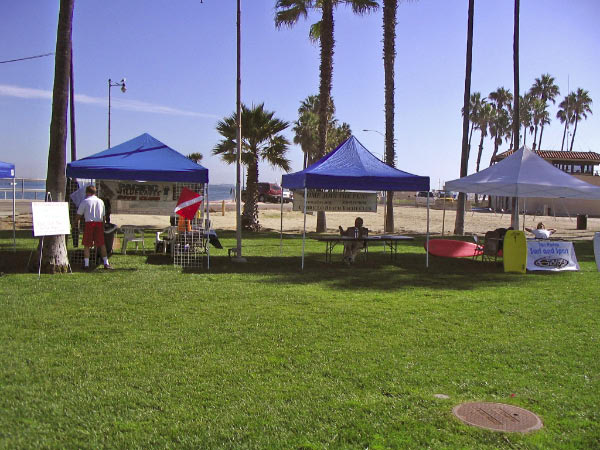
[275, 0, 312, 28]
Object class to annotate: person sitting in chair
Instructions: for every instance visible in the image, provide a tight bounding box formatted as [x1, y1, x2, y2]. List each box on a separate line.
[338, 217, 368, 265]
[526, 222, 556, 239]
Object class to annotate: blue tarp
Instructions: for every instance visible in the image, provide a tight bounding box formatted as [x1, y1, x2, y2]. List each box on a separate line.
[0, 160, 15, 178]
[282, 136, 429, 191]
[67, 133, 208, 183]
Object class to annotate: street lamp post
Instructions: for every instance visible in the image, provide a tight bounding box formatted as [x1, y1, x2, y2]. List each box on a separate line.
[363, 129, 387, 231]
[108, 78, 126, 148]
[232, 0, 246, 263]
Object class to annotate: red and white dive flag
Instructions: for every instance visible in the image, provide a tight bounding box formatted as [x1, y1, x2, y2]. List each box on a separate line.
[174, 187, 203, 220]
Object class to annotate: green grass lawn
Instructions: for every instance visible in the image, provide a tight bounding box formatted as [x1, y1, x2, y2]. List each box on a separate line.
[1, 230, 599, 448]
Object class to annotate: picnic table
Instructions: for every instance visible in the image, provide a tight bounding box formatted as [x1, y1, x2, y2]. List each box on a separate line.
[313, 234, 415, 263]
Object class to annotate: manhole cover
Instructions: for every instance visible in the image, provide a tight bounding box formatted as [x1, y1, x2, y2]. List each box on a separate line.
[453, 402, 543, 433]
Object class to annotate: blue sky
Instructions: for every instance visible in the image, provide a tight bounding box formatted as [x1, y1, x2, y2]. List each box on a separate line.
[1, 0, 598, 188]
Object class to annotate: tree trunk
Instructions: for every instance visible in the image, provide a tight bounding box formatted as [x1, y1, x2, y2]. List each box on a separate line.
[489, 137, 500, 166]
[569, 117, 579, 152]
[560, 121, 567, 151]
[316, 0, 334, 233]
[476, 132, 484, 173]
[383, 0, 397, 233]
[37, 0, 74, 274]
[242, 158, 260, 231]
[453, 0, 474, 236]
[538, 125, 544, 150]
[511, 0, 520, 229]
[532, 124, 538, 150]
[522, 124, 527, 146]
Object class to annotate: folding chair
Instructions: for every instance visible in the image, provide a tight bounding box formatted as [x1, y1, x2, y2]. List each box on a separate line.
[479, 230, 501, 263]
[121, 226, 145, 254]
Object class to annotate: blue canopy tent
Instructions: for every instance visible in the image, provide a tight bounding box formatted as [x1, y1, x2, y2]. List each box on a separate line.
[67, 133, 211, 267]
[67, 133, 208, 183]
[0, 161, 16, 251]
[281, 136, 431, 268]
[0, 161, 15, 179]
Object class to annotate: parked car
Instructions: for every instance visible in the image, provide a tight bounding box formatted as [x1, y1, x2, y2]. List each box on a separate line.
[241, 182, 282, 203]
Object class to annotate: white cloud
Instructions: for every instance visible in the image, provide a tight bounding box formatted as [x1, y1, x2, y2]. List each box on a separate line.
[0, 84, 218, 119]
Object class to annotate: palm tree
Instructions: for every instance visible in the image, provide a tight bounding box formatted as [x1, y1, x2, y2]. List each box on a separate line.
[213, 103, 291, 231]
[474, 102, 493, 173]
[37, 0, 74, 273]
[556, 93, 576, 151]
[383, 0, 397, 232]
[488, 87, 513, 159]
[293, 95, 351, 170]
[462, 92, 484, 157]
[530, 98, 549, 150]
[454, 0, 474, 236]
[519, 93, 534, 147]
[488, 108, 511, 165]
[186, 153, 203, 164]
[529, 73, 560, 149]
[275, 0, 378, 232]
[569, 88, 593, 152]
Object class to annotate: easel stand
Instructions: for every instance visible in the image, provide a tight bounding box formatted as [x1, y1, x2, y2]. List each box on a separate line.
[35, 192, 72, 279]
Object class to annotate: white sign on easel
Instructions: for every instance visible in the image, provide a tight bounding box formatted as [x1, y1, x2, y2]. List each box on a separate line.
[32, 202, 71, 237]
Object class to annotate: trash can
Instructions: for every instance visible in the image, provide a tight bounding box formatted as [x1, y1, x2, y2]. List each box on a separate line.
[103, 223, 119, 255]
[576, 214, 588, 230]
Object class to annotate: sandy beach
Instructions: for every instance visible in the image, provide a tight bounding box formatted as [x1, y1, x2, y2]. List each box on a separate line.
[2, 200, 598, 240]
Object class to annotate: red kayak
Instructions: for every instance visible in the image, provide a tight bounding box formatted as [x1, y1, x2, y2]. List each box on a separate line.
[425, 239, 483, 258]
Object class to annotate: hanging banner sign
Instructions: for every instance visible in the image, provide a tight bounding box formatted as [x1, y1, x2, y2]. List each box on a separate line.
[97, 180, 203, 215]
[292, 191, 377, 213]
[526, 240, 579, 271]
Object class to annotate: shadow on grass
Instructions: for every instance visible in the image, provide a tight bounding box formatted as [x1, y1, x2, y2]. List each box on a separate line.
[181, 252, 518, 292]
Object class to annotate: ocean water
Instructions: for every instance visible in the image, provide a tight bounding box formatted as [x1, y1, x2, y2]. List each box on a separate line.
[0, 180, 236, 202]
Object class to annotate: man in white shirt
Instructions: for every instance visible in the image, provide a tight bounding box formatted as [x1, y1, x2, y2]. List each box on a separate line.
[75, 185, 113, 270]
[526, 222, 556, 239]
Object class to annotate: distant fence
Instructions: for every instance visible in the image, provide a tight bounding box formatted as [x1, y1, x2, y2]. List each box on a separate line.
[0, 178, 46, 201]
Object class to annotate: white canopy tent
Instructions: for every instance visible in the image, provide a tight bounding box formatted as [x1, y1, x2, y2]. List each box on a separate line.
[445, 146, 600, 229]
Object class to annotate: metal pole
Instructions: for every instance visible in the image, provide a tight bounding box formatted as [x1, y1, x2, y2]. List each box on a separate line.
[279, 181, 284, 255]
[301, 187, 307, 270]
[12, 176, 16, 251]
[232, 0, 246, 263]
[205, 183, 210, 269]
[426, 194, 430, 268]
[108, 79, 111, 148]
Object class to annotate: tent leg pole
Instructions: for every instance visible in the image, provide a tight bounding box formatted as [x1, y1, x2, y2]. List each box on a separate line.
[206, 184, 210, 270]
[279, 183, 284, 256]
[441, 195, 446, 236]
[13, 177, 16, 252]
[302, 188, 307, 270]
[426, 196, 430, 268]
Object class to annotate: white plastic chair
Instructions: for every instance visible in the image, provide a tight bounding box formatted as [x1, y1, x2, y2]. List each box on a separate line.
[121, 226, 145, 254]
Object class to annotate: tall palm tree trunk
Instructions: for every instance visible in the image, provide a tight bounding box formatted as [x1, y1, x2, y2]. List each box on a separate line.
[538, 125, 544, 149]
[532, 125, 538, 149]
[38, 0, 74, 274]
[383, 0, 397, 233]
[454, 0, 474, 236]
[560, 121, 567, 151]
[511, 0, 520, 228]
[569, 117, 579, 151]
[476, 133, 485, 173]
[242, 158, 260, 231]
[316, 0, 334, 233]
